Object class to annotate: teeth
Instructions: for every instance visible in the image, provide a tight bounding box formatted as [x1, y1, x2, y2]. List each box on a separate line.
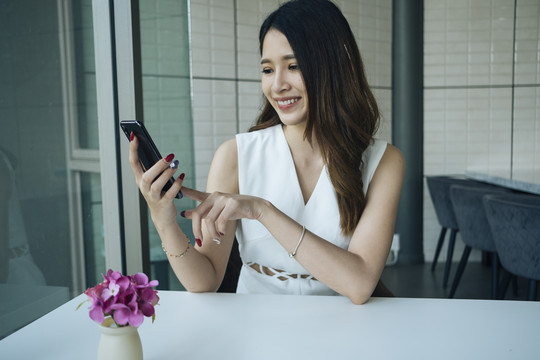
[277, 98, 299, 106]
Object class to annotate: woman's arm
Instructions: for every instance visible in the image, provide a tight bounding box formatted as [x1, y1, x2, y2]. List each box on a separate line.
[128, 135, 239, 292]
[184, 144, 405, 304]
[261, 145, 404, 303]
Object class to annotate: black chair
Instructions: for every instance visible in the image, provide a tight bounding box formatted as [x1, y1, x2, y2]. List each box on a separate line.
[483, 193, 540, 301]
[217, 239, 242, 293]
[426, 176, 486, 287]
[447, 184, 510, 298]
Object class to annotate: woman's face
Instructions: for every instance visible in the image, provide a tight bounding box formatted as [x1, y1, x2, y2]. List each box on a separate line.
[261, 29, 308, 127]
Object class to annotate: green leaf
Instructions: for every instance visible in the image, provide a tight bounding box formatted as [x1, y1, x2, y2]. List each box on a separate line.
[75, 299, 88, 311]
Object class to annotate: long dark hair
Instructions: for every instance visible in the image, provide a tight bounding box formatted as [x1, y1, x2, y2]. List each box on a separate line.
[250, 0, 380, 235]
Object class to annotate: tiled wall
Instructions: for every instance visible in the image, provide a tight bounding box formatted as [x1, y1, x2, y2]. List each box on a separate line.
[190, 0, 393, 190]
[424, 0, 540, 261]
[189, 0, 539, 263]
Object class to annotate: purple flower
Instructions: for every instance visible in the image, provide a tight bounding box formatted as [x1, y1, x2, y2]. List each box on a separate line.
[132, 272, 159, 288]
[84, 284, 105, 324]
[79, 269, 159, 327]
[139, 287, 158, 317]
[101, 280, 120, 301]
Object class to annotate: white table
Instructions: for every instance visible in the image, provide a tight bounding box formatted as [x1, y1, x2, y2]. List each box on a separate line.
[0, 284, 69, 338]
[1, 291, 539, 359]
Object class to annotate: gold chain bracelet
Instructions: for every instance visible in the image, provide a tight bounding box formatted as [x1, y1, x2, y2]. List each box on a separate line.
[162, 239, 190, 258]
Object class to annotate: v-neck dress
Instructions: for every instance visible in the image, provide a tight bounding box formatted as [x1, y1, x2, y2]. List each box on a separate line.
[235, 124, 387, 295]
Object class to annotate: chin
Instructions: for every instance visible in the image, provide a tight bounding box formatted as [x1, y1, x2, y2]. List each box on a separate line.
[277, 114, 307, 127]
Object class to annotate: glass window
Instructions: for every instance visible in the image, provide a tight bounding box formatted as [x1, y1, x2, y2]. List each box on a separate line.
[72, 0, 99, 150]
[139, 0, 195, 290]
[0, 0, 103, 338]
[81, 172, 105, 286]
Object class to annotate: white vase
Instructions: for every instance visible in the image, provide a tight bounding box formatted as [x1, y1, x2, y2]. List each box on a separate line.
[97, 324, 143, 360]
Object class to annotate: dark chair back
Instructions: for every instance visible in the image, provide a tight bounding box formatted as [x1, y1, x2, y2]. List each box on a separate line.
[450, 184, 510, 251]
[483, 193, 540, 281]
[426, 176, 492, 284]
[426, 176, 485, 229]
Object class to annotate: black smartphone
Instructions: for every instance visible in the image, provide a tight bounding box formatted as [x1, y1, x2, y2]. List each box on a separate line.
[120, 120, 182, 199]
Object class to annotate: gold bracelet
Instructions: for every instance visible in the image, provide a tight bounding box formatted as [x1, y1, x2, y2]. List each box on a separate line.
[162, 239, 190, 258]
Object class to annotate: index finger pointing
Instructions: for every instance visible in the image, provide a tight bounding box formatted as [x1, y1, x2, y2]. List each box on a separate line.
[181, 186, 209, 203]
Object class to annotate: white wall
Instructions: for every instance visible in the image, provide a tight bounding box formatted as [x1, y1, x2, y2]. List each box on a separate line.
[189, 0, 393, 191]
[189, 0, 540, 263]
[424, 0, 540, 262]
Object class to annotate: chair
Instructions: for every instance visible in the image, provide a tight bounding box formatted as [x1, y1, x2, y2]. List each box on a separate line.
[426, 176, 486, 287]
[217, 239, 242, 293]
[447, 184, 510, 298]
[483, 193, 540, 301]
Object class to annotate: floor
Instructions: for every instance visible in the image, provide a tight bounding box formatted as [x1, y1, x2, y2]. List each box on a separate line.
[380, 262, 535, 301]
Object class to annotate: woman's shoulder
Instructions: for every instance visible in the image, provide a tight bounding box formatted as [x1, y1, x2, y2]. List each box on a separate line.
[381, 143, 404, 163]
[378, 143, 405, 176]
[236, 125, 280, 143]
[214, 137, 238, 165]
[362, 138, 387, 166]
[207, 137, 238, 193]
[364, 139, 403, 162]
[361, 139, 404, 192]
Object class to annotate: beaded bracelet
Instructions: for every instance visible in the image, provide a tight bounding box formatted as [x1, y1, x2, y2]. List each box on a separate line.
[162, 239, 190, 258]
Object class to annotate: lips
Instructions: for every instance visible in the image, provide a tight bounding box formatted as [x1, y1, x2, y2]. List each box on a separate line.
[275, 97, 300, 110]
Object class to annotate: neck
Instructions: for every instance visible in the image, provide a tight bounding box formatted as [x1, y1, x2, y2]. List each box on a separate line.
[282, 123, 321, 161]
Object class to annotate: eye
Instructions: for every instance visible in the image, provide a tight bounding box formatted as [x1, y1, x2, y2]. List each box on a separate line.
[289, 64, 299, 71]
[261, 67, 273, 75]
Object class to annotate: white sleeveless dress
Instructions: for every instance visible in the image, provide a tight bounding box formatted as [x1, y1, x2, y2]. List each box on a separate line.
[234, 124, 387, 295]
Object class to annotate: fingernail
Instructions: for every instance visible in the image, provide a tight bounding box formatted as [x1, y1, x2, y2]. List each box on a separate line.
[219, 232, 224, 237]
[179, 173, 185, 180]
[180, 210, 186, 218]
[130, 131, 134, 141]
[170, 160, 179, 169]
[165, 153, 174, 162]
[195, 238, 202, 247]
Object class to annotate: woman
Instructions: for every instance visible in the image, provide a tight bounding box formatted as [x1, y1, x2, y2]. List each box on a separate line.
[129, 0, 404, 304]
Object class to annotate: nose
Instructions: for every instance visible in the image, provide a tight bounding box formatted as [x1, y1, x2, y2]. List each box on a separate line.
[271, 69, 291, 93]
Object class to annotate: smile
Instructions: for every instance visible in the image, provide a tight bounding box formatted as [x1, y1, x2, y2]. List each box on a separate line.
[276, 97, 300, 109]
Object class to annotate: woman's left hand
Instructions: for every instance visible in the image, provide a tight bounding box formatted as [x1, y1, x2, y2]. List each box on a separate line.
[181, 187, 267, 242]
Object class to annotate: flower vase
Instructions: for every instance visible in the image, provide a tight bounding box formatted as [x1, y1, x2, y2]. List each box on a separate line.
[97, 323, 143, 360]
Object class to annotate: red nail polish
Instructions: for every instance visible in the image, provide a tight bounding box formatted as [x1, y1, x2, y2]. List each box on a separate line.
[219, 232, 224, 237]
[180, 210, 186, 218]
[130, 131, 134, 141]
[165, 153, 174, 162]
[179, 173, 185, 180]
[195, 238, 202, 247]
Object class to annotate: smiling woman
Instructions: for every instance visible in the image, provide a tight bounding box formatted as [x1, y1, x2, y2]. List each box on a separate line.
[127, 0, 404, 305]
[260, 37, 307, 127]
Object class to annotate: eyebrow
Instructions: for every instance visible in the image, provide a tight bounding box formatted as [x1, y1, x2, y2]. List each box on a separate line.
[260, 54, 296, 65]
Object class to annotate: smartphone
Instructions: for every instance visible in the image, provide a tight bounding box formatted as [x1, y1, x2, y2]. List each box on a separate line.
[120, 120, 182, 199]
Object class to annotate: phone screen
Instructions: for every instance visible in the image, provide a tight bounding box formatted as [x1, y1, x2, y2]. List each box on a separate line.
[120, 120, 182, 199]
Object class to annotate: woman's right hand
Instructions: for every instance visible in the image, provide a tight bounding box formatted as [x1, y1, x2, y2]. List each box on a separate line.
[128, 132, 185, 226]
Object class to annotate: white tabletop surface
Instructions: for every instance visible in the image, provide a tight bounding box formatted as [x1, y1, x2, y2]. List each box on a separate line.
[1, 291, 539, 360]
